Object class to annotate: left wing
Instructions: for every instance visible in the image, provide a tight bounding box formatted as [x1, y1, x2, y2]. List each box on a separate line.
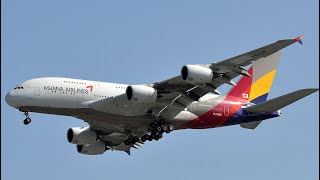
[74, 119, 146, 155]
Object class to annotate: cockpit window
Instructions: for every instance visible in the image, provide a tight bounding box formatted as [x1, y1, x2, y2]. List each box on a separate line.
[14, 86, 24, 90]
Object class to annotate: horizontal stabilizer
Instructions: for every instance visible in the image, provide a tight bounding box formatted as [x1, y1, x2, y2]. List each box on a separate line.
[240, 121, 263, 129]
[244, 88, 319, 113]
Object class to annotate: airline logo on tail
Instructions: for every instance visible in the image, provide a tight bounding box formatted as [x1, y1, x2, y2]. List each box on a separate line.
[227, 51, 281, 104]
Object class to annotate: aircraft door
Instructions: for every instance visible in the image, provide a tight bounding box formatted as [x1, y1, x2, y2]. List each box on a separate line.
[224, 106, 230, 116]
[94, 82, 100, 90]
[191, 103, 197, 112]
[33, 87, 40, 96]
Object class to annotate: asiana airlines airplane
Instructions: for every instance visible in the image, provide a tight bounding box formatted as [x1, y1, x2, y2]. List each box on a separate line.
[5, 36, 318, 155]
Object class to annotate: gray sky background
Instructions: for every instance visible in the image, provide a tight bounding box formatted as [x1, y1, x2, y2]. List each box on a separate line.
[2, 0, 319, 179]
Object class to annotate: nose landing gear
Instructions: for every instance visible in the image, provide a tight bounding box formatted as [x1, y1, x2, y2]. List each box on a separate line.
[23, 112, 31, 125]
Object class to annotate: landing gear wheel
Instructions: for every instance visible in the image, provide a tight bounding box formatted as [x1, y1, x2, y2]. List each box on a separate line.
[23, 118, 31, 125]
[154, 136, 160, 141]
[145, 134, 150, 139]
[124, 140, 130, 145]
[155, 126, 162, 132]
[150, 122, 156, 128]
[168, 125, 174, 131]
[22, 112, 31, 125]
[163, 124, 173, 133]
[147, 136, 153, 141]
[127, 138, 133, 144]
[159, 119, 165, 125]
[157, 133, 162, 139]
[141, 136, 147, 142]
[133, 136, 140, 142]
[162, 125, 168, 132]
[151, 133, 157, 139]
[151, 129, 158, 135]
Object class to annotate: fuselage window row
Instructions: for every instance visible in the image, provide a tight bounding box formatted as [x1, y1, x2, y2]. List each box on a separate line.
[63, 80, 86, 85]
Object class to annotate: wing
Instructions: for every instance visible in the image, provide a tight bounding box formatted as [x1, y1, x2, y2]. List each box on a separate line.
[151, 36, 303, 119]
[73, 110, 151, 155]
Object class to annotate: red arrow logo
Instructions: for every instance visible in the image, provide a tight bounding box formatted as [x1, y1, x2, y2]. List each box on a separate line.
[86, 85, 93, 92]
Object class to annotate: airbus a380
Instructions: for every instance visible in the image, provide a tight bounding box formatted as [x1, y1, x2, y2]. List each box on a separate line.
[5, 36, 319, 155]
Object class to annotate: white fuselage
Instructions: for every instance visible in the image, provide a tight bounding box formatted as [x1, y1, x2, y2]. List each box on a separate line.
[6, 77, 128, 110]
[5, 77, 222, 129]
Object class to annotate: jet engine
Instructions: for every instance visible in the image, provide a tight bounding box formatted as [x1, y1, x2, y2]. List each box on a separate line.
[126, 85, 157, 103]
[181, 65, 213, 84]
[77, 141, 108, 155]
[67, 127, 97, 145]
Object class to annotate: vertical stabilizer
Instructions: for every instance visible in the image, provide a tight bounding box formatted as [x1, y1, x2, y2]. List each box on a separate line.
[227, 51, 281, 103]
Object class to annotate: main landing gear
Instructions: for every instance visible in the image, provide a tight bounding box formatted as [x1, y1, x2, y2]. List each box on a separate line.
[23, 112, 31, 125]
[124, 135, 140, 145]
[123, 119, 174, 146]
[140, 119, 174, 143]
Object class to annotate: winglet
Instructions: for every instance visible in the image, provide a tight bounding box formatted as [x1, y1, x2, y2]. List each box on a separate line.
[294, 36, 303, 45]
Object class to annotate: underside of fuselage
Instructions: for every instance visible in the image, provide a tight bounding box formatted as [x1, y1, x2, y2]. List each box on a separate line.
[18, 105, 279, 133]
[19, 106, 156, 133]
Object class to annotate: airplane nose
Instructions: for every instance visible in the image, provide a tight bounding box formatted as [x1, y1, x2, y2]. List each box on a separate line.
[5, 91, 16, 108]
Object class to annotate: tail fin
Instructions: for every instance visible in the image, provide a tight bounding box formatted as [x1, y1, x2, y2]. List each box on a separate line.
[227, 51, 281, 103]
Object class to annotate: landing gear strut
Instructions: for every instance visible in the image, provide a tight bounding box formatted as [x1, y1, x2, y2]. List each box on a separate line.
[140, 118, 174, 143]
[23, 112, 31, 125]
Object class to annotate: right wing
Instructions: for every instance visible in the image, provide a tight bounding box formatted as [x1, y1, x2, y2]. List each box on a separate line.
[87, 36, 303, 120]
[151, 37, 303, 119]
[212, 37, 303, 67]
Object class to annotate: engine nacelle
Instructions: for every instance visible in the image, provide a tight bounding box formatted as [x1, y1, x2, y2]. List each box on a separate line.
[126, 85, 157, 103]
[67, 127, 97, 145]
[77, 141, 108, 155]
[181, 65, 213, 84]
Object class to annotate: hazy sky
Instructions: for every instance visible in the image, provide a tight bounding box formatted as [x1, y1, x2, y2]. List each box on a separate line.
[2, 0, 319, 180]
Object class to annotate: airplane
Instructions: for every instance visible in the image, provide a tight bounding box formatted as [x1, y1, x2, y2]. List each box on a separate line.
[5, 36, 318, 155]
